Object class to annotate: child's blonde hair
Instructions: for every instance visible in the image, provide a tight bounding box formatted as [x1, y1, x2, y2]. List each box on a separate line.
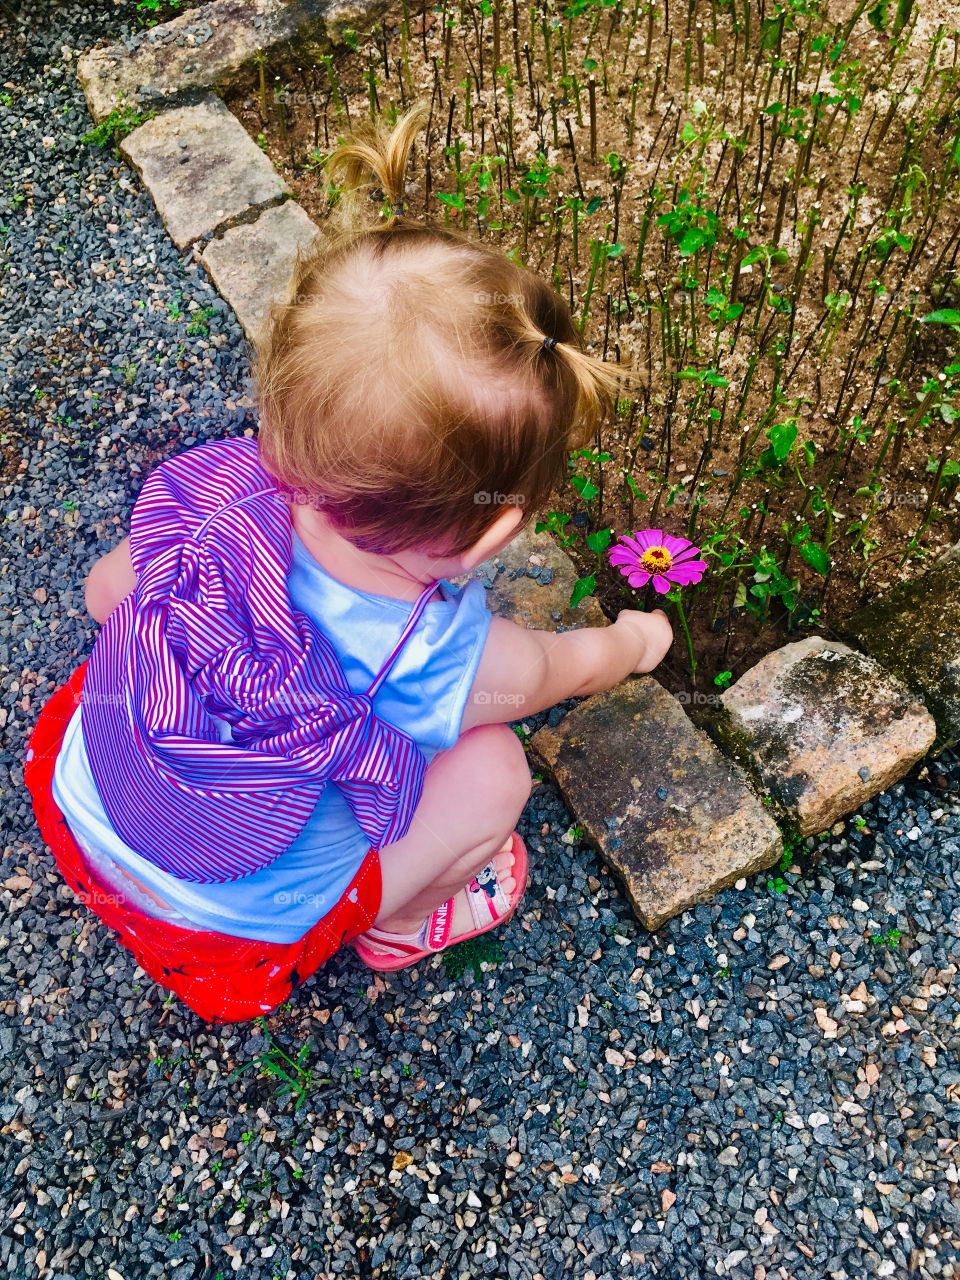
[256, 102, 630, 555]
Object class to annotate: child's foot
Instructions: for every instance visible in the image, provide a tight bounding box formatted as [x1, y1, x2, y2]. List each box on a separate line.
[376, 836, 517, 939]
[353, 834, 526, 970]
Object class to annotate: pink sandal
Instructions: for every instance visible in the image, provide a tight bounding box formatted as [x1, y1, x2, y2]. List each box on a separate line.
[350, 832, 529, 973]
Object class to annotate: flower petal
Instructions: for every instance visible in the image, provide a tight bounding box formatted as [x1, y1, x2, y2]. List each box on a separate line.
[662, 533, 696, 557]
[608, 546, 639, 568]
[651, 573, 673, 593]
[626, 569, 651, 588]
[616, 533, 647, 556]
[668, 563, 707, 586]
[668, 543, 705, 564]
[635, 528, 663, 549]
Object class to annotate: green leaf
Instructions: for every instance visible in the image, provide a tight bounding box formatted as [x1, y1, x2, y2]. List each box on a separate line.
[586, 527, 612, 553]
[571, 475, 600, 501]
[920, 309, 960, 326]
[768, 421, 798, 463]
[586, 196, 603, 214]
[799, 541, 831, 575]
[570, 574, 597, 608]
[678, 227, 708, 256]
[867, 0, 890, 30]
[927, 455, 960, 477]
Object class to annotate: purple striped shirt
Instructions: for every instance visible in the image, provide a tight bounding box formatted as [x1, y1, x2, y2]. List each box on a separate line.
[82, 437, 434, 883]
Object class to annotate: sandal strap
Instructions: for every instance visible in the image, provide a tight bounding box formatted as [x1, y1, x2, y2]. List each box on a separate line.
[464, 860, 511, 931]
[356, 896, 456, 959]
[422, 896, 456, 951]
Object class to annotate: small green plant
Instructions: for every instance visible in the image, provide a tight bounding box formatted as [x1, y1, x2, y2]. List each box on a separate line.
[186, 305, 218, 337]
[870, 927, 902, 947]
[82, 105, 156, 149]
[657, 188, 718, 257]
[767, 876, 789, 895]
[227, 1020, 328, 1112]
[440, 934, 504, 979]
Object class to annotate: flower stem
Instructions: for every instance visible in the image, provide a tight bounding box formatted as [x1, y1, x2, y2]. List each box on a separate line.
[671, 590, 697, 685]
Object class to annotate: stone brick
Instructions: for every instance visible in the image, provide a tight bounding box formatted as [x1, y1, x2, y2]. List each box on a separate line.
[532, 679, 782, 930]
[841, 543, 960, 747]
[466, 526, 607, 632]
[78, 0, 339, 123]
[120, 97, 287, 249]
[201, 201, 320, 348]
[718, 636, 936, 835]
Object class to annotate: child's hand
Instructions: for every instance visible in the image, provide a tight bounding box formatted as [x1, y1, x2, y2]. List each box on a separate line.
[613, 608, 674, 673]
[465, 609, 675, 730]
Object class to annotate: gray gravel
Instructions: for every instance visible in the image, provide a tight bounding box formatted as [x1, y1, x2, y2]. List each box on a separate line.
[2, 5, 959, 1279]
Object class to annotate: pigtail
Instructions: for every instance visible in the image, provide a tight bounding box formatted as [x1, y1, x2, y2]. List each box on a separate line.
[323, 101, 431, 227]
[517, 314, 640, 445]
[554, 339, 639, 441]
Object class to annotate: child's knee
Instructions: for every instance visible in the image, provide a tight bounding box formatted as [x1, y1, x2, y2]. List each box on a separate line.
[460, 722, 532, 813]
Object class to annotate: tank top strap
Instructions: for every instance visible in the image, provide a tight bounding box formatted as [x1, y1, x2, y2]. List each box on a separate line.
[366, 580, 441, 699]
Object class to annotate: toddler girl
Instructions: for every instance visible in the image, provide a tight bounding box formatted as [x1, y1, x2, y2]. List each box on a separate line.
[25, 104, 672, 1023]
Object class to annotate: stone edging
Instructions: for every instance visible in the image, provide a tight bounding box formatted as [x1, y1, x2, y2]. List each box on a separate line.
[75, 2, 959, 930]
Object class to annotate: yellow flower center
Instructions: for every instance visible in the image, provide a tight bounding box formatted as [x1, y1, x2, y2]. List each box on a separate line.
[641, 545, 673, 573]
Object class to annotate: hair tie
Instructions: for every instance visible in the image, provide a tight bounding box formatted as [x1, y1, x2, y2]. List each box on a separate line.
[542, 335, 559, 351]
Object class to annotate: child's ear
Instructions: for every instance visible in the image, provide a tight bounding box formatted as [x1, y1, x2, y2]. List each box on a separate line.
[459, 504, 525, 571]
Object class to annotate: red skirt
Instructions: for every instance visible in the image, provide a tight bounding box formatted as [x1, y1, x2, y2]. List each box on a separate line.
[24, 664, 383, 1024]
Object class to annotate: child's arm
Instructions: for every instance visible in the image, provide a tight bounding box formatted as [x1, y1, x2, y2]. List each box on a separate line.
[462, 609, 673, 730]
[84, 536, 136, 624]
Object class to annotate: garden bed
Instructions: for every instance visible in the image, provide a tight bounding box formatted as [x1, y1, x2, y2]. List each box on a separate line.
[224, 0, 960, 692]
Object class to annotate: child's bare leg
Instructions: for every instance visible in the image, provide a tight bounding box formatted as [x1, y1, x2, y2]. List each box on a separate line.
[372, 723, 531, 936]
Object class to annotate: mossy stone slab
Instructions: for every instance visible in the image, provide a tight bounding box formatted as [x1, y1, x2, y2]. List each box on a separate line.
[202, 201, 320, 349]
[465, 526, 607, 631]
[841, 544, 960, 747]
[121, 97, 287, 249]
[532, 679, 782, 930]
[718, 637, 936, 835]
[78, 0, 334, 123]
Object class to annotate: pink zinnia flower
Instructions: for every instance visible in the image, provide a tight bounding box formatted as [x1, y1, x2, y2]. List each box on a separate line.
[608, 528, 707, 593]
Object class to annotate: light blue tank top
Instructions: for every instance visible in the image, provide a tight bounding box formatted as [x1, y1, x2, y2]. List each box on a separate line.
[52, 531, 492, 943]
